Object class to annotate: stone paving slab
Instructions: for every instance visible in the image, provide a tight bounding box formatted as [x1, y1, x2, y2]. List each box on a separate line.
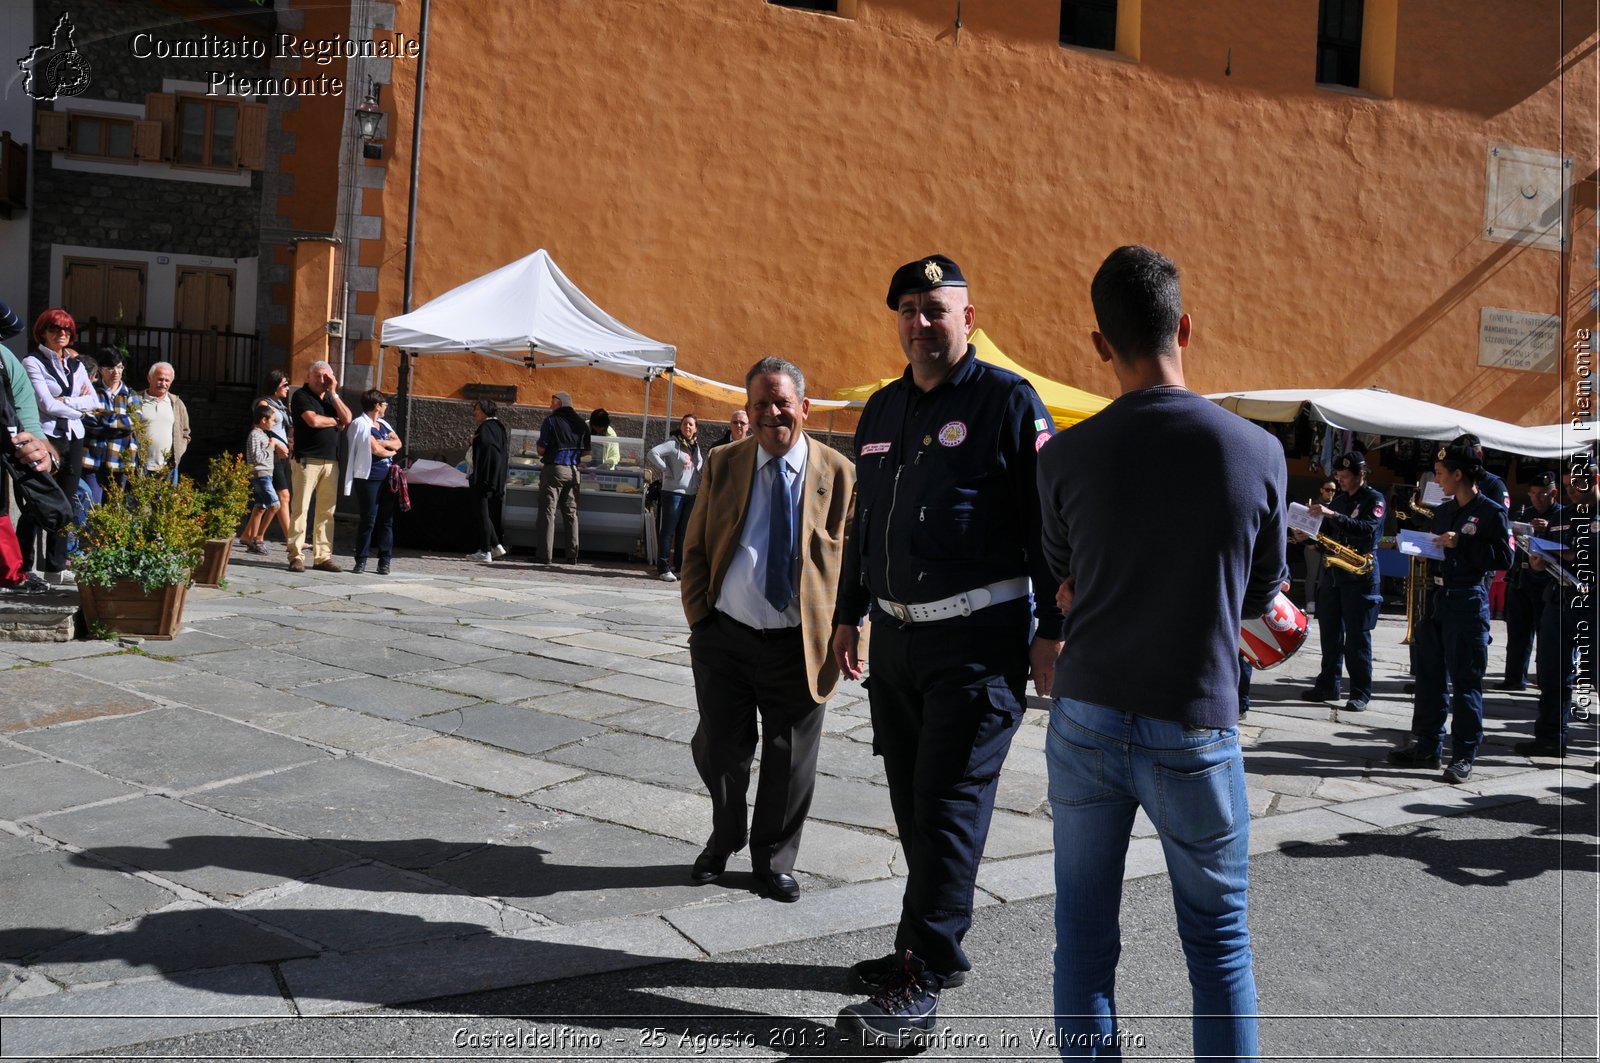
[30, 795, 352, 902]
[261, 706, 425, 753]
[0, 846, 178, 961]
[368, 735, 583, 796]
[388, 633, 512, 665]
[283, 913, 700, 1015]
[543, 731, 708, 791]
[0, 743, 40, 769]
[409, 666, 567, 703]
[602, 703, 702, 743]
[413, 703, 601, 756]
[0, 668, 163, 734]
[291, 674, 479, 720]
[0, 962, 292, 1058]
[550, 630, 683, 659]
[807, 774, 896, 833]
[532, 776, 708, 846]
[234, 863, 542, 950]
[580, 672, 701, 709]
[190, 758, 536, 868]
[51, 652, 197, 684]
[186, 648, 365, 689]
[122, 672, 332, 725]
[515, 687, 656, 722]
[473, 653, 611, 686]
[2, 640, 120, 662]
[792, 819, 901, 883]
[27, 903, 317, 986]
[11, 707, 330, 793]
[264, 636, 455, 678]
[0, 759, 141, 819]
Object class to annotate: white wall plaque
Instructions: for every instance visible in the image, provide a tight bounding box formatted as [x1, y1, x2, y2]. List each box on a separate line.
[1478, 306, 1559, 373]
[1483, 144, 1571, 251]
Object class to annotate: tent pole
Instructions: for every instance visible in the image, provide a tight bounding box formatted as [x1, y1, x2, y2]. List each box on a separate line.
[663, 374, 675, 443]
[397, 348, 412, 464]
[641, 374, 653, 457]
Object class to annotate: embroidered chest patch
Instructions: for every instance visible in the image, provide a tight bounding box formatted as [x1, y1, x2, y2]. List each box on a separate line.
[859, 442, 891, 456]
[938, 421, 968, 447]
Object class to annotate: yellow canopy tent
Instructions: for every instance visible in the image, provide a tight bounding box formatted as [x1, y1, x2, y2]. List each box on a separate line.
[831, 329, 1111, 428]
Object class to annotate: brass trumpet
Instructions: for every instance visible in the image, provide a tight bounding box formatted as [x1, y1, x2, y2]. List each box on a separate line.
[1315, 535, 1375, 576]
[1401, 556, 1427, 645]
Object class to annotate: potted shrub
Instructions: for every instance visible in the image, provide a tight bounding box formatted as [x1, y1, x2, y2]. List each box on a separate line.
[75, 472, 206, 639]
[193, 453, 253, 587]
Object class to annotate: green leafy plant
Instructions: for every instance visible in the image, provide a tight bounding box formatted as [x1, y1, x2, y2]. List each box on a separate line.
[74, 472, 207, 592]
[197, 452, 254, 540]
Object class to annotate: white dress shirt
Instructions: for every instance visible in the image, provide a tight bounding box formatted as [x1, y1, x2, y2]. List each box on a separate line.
[715, 433, 808, 630]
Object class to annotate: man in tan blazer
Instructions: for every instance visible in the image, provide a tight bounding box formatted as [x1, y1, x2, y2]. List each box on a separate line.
[679, 356, 856, 902]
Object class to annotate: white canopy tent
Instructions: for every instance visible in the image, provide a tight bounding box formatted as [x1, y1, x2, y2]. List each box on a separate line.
[1208, 388, 1590, 460]
[378, 248, 680, 455]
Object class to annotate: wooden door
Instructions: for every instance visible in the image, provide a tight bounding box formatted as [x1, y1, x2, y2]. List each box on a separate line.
[173, 266, 234, 383]
[61, 258, 147, 328]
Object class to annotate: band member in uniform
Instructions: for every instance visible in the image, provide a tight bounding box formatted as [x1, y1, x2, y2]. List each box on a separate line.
[831, 254, 1063, 1051]
[1499, 471, 1563, 691]
[1516, 457, 1596, 758]
[1388, 441, 1513, 783]
[1297, 452, 1385, 712]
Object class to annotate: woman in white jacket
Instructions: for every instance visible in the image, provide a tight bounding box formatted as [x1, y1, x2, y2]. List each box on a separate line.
[646, 414, 702, 582]
[342, 389, 402, 574]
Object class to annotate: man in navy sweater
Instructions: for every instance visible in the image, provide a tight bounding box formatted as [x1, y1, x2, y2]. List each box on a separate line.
[1037, 246, 1286, 1062]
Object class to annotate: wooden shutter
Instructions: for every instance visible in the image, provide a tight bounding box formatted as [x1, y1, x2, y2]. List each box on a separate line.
[237, 102, 267, 170]
[144, 93, 175, 160]
[36, 110, 68, 152]
[105, 263, 147, 324]
[132, 119, 162, 161]
[62, 260, 105, 321]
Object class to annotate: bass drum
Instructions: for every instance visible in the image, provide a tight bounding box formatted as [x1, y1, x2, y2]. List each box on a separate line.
[1239, 591, 1308, 669]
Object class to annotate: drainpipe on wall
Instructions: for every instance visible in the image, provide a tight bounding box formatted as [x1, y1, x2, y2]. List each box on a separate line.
[396, 0, 431, 463]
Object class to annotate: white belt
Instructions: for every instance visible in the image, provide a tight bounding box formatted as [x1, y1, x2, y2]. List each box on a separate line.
[877, 577, 1030, 624]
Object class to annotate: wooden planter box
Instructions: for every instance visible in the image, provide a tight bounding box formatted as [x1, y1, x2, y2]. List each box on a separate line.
[78, 581, 187, 640]
[193, 538, 234, 588]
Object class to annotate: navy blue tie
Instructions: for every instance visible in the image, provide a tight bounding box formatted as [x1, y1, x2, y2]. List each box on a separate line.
[765, 459, 795, 612]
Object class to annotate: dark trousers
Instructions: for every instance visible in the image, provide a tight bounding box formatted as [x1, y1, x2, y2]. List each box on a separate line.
[353, 476, 395, 564]
[657, 492, 694, 574]
[1411, 585, 1490, 761]
[1502, 575, 1544, 685]
[18, 434, 82, 573]
[1315, 572, 1381, 702]
[689, 613, 824, 874]
[1534, 589, 1577, 747]
[471, 485, 503, 553]
[538, 463, 580, 562]
[866, 603, 1029, 979]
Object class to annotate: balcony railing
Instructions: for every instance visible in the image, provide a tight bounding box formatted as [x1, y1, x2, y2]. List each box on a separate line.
[75, 321, 261, 390]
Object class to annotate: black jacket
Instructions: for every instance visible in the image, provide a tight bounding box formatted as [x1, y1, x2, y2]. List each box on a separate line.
[470, 417, 509, 496]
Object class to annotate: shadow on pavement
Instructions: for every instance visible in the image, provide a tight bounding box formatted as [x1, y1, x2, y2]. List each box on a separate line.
[1281, 784, 1597, 886]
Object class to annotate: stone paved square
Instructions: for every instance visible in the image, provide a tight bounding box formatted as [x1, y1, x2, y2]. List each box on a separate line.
[412, 703, 601, 756]
[0, 668, 163, 734]
[0, 759, 141, 818]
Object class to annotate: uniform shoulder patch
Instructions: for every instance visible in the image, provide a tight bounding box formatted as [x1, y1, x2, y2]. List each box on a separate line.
[1035, 431, 1052, 452]
[938, 421, 968, 447]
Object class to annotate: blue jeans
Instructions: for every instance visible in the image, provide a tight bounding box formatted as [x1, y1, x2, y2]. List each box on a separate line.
[657, 492, 694, 574]
[1047, 698, 1257, 1062]
[352, 476, 395, 564]
[1411, 584, 1490, 761]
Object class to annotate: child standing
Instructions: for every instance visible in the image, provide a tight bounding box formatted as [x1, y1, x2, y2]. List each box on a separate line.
[240, 403, 280, 554]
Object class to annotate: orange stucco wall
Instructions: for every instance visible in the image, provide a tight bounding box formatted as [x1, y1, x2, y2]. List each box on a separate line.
[350, 0, 1595, 428]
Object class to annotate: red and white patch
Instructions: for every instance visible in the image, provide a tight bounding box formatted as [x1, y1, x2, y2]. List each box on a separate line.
[859, 442, 891, 456]
[1462, 519, 1478, 536]
[937, 421, 968, 447]
[1034, 431, 1052, 453]
[1371, 501, 1385, 518]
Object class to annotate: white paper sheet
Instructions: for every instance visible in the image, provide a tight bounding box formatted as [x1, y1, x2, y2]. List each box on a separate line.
[1397, 529, 1445, 560]
[1287, 502, 1323, 537]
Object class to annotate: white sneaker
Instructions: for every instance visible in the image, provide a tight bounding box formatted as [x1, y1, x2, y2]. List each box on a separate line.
[658, 571, 678, 582]
[46, 568, 75, 585]
[468, 551, 493, 563]
[492, 544, 508, 558]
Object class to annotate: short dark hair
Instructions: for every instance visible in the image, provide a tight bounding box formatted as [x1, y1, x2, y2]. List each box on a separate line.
[590, 407, 610, 430]
[361, 388, 387, 412]
[1090, 245, 1182, 361]
[475, 398, 497, 417]
[252, 402, 274, 421]
[263, 368, 288, 393]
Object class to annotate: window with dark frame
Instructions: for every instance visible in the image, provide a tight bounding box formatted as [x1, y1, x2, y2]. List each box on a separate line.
[175, 96, 239, 169]
[67, 114, 135, 160]
[1316, 0, 1364, 87]
[1060, 0, 1118, 51]
[767, 0, 837, 11]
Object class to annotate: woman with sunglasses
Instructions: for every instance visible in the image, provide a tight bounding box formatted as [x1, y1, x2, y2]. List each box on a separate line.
[21, 309, 99, 581]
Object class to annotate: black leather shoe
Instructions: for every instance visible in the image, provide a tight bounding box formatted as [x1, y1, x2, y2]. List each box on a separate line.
[1387, 745, 1441, 769]
[690, 848, 728, 883]
[754, 871, 800, 902]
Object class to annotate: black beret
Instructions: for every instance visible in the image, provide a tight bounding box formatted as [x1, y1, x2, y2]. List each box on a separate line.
[886, 254, 967, 309]
[1333, 451, 1365, 473]
[1529, 470, 1559, 489]
[1435, 442, 1480, 470]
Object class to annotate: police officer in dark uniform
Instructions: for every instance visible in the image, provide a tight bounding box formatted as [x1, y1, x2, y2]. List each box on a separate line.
[1516, 458, 1595, 758]
[1498, 470, 1563, 691]
[1388, 441, 1513, 783]
[1299, 452, 1386, 712]
[831, 255, 1063, 1051]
